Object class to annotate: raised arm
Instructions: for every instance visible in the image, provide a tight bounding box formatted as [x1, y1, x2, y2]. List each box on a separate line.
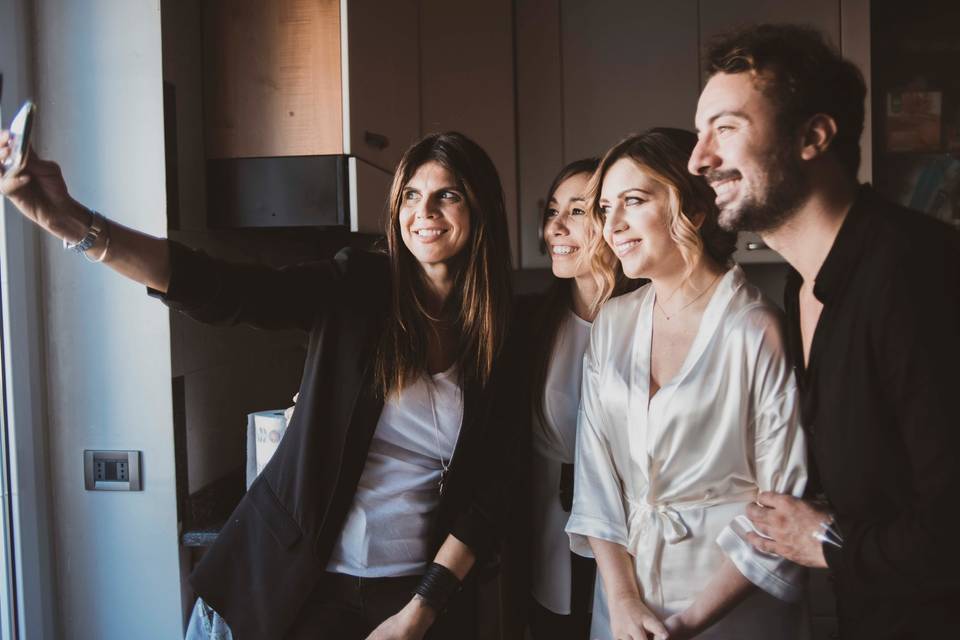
[0, 137, 172, 292]
[1, 138, 358, 332]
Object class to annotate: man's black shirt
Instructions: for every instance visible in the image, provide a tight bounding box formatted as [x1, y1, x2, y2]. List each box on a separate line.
[784, 186, 960, 639]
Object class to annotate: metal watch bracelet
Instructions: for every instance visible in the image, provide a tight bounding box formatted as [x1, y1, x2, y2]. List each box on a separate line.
[62, 209, 105, 254]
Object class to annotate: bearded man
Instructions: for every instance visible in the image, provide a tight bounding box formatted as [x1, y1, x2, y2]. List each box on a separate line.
[689, 24, 960, 639]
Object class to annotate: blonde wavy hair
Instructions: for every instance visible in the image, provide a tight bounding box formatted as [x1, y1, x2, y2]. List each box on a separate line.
[584, 128, 736, 310]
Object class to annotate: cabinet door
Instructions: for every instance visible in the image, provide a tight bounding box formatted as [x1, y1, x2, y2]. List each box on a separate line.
[420, 0, 519, 266]
[698, 0, 839, 49]
[516, 0, 564, 269]
[561, 0, 701, 162]
[350, 157, 393, 234]
[202, 0, 343, 159]
[840, 0, 872, 186]
[344, 0, 420, 173]
[699, 0, 841, 264]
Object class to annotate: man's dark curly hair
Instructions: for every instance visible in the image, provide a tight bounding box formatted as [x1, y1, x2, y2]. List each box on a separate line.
[705, 24, 866, 178]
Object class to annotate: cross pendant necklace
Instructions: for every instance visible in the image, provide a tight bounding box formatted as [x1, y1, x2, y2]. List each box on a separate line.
[438, 467, 449, 497]
[428, 382, 451, 496]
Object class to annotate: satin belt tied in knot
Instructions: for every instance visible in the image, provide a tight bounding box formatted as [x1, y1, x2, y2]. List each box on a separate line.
[628, 501, 690, 547]
[625, 490, 758, 609]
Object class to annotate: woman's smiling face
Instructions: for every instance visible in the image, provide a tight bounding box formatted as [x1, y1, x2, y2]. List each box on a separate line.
[543, 172, 593, 280]
[599, 158, 685, 280]
[398, 161, 472, 267]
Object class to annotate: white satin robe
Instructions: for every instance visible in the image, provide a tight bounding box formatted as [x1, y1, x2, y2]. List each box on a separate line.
[566, 266, 809, 639]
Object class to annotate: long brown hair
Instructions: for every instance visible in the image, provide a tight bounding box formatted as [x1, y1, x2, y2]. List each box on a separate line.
[530, 159, 633, 432]
[585, 127, 737, 309]
[375, 132, 513, 397]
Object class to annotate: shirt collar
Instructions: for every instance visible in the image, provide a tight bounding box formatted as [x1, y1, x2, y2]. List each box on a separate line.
[812, 184, 875, 305]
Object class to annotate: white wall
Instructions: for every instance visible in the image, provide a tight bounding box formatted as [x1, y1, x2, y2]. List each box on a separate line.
[33, 1, 182, 637]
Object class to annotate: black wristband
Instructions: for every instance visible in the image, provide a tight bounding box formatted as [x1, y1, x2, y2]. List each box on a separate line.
[413, 562, 462, 613]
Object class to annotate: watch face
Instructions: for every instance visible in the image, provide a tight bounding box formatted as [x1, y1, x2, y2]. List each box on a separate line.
[4, 101, 35, 172]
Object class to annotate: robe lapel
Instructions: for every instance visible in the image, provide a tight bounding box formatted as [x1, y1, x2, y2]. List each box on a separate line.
[628, 288, 657, 487]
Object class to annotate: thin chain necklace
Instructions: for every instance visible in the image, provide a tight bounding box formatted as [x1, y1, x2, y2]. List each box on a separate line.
[426, 379, 451, 496]
[655, 272, 723, 320]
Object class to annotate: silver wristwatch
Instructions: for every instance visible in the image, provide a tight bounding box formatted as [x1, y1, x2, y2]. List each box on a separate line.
[62, 210, 105, 254]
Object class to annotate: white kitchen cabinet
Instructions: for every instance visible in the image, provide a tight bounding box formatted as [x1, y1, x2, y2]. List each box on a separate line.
[698, 0, 841, 57]
[840, 0, 872, 188]
[561, 0, 701, 161]
[342, 0, 422, 174]
[515, 0, 564, 269]
[516, 0, 701, 269]
[420, 0, 520, 265]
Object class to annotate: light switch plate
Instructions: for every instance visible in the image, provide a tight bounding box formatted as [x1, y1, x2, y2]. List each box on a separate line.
[83, 450, 142, 491]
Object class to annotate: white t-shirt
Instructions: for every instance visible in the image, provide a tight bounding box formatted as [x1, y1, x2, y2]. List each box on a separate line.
[531, 310, 592, 614]
[326, 366, 463, 577]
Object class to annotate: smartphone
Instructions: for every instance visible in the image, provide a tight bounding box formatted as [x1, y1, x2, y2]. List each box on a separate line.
[3, 100, 36, 172]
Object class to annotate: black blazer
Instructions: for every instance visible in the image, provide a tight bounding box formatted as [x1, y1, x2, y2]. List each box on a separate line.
[151, 242, 527, 639]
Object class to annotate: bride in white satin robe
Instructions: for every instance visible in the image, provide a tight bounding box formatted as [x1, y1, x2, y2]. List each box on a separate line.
[566, 267, 809, 639]
[564, 128, 809, 640]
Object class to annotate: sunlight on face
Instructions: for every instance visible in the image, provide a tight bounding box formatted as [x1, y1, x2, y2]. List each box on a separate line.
[690, 72, 807, 233]
[543, 172, 593, 280]
[599, 158, 684, 280]
[398, 161, 471, 267]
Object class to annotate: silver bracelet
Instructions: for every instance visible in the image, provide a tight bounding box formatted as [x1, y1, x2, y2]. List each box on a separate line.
[84, 221, 112, 263]
[62, 210, 105, 254]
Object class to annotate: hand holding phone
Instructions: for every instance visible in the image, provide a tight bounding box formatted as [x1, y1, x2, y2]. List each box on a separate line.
[2, 100, 36, 172]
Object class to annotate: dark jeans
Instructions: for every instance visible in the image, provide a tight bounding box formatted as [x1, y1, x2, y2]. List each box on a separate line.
[285, 571, 472, 640]
[528, 552, 595, 640]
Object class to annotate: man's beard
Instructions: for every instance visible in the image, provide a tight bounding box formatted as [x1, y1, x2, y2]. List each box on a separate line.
[711, 144, 809, 234]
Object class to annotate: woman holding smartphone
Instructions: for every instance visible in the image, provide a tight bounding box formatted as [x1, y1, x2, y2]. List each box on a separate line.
[0, 130, 523, 640]
[566, 128, 809, 639]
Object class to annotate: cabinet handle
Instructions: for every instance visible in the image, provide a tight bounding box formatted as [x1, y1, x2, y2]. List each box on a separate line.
[746, 240, 769, 251]
[364, 131, 390, 150]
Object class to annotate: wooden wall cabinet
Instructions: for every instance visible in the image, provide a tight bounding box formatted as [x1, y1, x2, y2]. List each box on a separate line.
[201, 0, 420, 234]
[202, 0, 344, 159]
[199, 0, 521, 250]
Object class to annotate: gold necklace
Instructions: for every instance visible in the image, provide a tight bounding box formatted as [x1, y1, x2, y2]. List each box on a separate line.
[655, 272, 723, 320]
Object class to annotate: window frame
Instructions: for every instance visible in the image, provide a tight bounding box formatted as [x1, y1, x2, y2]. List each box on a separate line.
[0, 0, 58, 637]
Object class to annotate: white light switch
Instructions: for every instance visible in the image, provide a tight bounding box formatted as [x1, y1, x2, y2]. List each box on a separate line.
[83, 450, 142, 491]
